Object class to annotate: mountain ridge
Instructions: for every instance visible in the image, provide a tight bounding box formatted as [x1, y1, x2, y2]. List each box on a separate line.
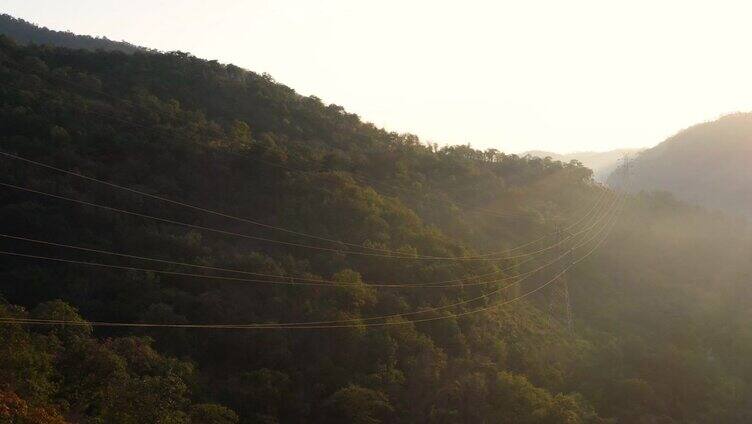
[0, 13, 145, 53]
[609, 112, 752, 218]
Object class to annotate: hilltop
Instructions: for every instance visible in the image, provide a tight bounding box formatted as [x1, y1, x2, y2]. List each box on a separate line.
[609, 113, 752, 218]
[0, 13, 144, 53]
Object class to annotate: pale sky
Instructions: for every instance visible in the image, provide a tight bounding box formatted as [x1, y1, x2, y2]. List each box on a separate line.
[3, 0, 752, 153]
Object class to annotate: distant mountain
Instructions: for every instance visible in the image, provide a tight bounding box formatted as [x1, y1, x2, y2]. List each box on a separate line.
[524, 148, 644, 181]
[0, 14, 144, 53]
[609, 113, 752, 217]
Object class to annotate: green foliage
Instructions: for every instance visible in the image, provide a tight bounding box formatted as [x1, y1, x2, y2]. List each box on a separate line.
[322, 384, 393, 424]
[0, 14, 144, 53]
[0, 24, 750, 423]
[0, 300, 232, 423]
[0, 389, 68, 423]
[31, 300, 92, 340]
[488, 371, 603, 424]
[188, 404, 239, 424]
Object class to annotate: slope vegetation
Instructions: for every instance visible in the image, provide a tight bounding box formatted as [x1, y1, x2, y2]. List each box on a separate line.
[0, 14, 143, 53]
[0, 26, 751, 423]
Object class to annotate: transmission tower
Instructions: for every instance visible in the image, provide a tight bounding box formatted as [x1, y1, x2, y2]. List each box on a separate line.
[554, 225, 575, 335]
[619, 153, 631, 190]
[562, 236, 574, 335]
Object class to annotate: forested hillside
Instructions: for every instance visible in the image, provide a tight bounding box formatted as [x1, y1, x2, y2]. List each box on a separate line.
[0, 14, 143, 54]
[609, 113, 752, 217]
[1, 30, 752, 423]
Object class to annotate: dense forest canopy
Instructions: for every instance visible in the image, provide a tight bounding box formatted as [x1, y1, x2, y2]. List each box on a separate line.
[1, 21, 752, 424]
[0, 14, 144, 53]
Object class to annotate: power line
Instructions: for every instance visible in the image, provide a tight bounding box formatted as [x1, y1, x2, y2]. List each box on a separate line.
[0, 180, 617, 262]
[0, 190, 625, 329]
[0, 233, 602, 330]
[0, 244, 536, 289]
[0, 233, 532, 287]
[0, 189, 617, 288]
[0, 53, 630, 331]
[0, 190, 619, 294]
[0, 75, 570, 222]
[0, 150, 611, 260]
[1, 189, 623, 332]
[1, 67, 609, 228]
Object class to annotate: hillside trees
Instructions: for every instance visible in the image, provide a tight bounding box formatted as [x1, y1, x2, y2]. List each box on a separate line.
[0, 31, 751, 423]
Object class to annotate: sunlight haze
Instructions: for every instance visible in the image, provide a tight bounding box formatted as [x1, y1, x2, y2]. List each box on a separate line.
[4, 0, 752, 153]
[5, 3, 752, 421]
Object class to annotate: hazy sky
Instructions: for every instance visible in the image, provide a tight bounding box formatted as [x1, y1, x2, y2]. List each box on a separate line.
[4, 0, 752, 153]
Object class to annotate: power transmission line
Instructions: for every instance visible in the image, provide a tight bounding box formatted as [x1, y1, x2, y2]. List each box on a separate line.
[1, 190, 623, 330]
[0, 188, 620, 291]
[2, 62, 609, 226]
[0, 189, 625, 329]
[0, 51, 630, 332]
[0, 180, 617, 262]
[0, 76, 568, 222]
[0, 218, 615, 330]
[0, 150, 611, 261]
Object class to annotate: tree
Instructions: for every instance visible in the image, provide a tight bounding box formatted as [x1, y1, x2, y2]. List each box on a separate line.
[0, 390, 68, 424]
[31, 300, 92, 341]
[188, 404, 239, 424]
[322, 385, 393, 424]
